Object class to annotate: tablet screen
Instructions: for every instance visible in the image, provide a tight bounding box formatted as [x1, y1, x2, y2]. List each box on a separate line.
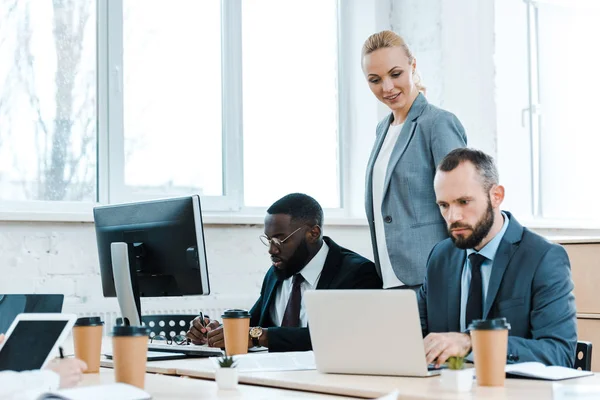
[0, 320, 68, 371]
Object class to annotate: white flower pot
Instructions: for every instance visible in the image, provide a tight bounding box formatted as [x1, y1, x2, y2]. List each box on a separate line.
[440, 368, 474, 392]
[215, 367, 239, 390]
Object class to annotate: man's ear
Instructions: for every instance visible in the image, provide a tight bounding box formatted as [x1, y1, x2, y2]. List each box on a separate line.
[306, 225, 322, 244]
[489, 184, 505, 208]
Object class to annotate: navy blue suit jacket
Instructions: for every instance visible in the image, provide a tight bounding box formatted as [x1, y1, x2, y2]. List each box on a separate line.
[417, 212, 577, 367]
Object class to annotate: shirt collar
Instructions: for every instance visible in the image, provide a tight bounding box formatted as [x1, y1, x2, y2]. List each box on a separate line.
[299, 240, 329, 287]
[466, 211, 510, 261]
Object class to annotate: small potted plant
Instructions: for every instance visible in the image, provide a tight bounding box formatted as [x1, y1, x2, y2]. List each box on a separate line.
[215, 355, 238, 390]
[440, 356, 473, 392]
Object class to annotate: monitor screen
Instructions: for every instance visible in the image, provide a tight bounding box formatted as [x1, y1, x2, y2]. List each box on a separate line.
[0, 320, 68, 371]
[94, 195, 210, 298]
[93, 195, 210, 324]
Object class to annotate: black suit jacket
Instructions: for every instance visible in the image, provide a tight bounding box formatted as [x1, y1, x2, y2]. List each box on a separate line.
[250, 236, 382, 352]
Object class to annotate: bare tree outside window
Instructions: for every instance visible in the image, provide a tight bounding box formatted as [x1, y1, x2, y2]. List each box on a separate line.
[0, 0, 96, 202]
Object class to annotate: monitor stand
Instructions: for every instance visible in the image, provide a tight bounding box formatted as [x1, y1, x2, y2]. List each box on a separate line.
[110, 242, 144, 326]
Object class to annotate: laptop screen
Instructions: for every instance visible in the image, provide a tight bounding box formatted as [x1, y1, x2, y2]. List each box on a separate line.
[0, 320, 68, 371]
[0, 295, 64, 334]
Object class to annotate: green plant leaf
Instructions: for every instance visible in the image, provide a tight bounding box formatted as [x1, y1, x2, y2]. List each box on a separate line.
[446, 356, 465, 370]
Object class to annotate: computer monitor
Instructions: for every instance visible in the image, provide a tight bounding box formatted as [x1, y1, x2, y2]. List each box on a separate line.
[93, 195, 210, 326]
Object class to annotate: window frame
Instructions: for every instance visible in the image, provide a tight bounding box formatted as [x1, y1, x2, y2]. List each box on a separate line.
[0, 0, 353, 221]
[522, 0, 600, 227]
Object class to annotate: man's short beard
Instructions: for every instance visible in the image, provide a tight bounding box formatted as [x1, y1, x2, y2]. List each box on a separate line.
[273, 239, 310, 281]
[449, 199, 495, 249]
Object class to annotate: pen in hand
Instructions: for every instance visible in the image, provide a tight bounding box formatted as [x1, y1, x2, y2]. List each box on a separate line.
[59, 346, 65, 359]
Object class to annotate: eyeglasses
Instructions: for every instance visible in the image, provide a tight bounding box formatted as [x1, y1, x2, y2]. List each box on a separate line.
[259, 226, 304, 248]
[149, 333, 189, 346]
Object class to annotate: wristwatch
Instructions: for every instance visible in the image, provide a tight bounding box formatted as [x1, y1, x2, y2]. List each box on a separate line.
[249, 326, 263, 347]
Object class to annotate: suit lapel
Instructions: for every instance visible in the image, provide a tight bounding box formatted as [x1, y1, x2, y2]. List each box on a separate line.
[260, 273, 280, 326]
[365, 113, 394, 223]
[316, 237, 342, 289]
[447, 249, 466, 332]
[382, 93, 428, 198]
[483, 212, 523, 319]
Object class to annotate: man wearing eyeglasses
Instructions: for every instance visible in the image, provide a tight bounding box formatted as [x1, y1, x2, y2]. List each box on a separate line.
[186, 193, 382, 352]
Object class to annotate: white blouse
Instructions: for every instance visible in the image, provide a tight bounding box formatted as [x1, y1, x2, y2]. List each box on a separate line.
[372, 123, 405, 289]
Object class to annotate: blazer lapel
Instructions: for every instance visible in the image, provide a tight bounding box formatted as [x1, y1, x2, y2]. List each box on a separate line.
[365, 113, 394, 222]
[260, 273, 280, 326]
[483, 212, 523, 319]
[316, 237, 342, 289]
[382, 93, 428, 197]
[447, 249, 466, 332]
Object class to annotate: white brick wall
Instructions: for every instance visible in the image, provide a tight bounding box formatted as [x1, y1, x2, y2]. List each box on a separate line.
[0, 221, 374, 315]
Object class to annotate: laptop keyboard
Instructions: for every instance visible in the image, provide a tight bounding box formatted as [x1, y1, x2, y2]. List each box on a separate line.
[427, 364, 447, 371]
[147, 342, 223, 357]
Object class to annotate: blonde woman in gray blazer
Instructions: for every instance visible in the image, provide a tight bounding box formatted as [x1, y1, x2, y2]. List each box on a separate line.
[362, 31, 467, 289]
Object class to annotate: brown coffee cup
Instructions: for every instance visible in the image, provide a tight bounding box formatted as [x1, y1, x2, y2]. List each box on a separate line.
[469, 318, 511, 386]
[111, 325, 149, 389]
[222, 309, 251, 356]
[72, 317, 104, 373]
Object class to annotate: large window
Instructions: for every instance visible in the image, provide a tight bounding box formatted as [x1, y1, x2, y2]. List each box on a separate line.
[0, 0, 97, 203]
[0, 0, 343, 216]
[241, 0, 340, 208]
[121, 0, 223, 200]
[525, 0, 600, 221]
[497, 0, 600, 224]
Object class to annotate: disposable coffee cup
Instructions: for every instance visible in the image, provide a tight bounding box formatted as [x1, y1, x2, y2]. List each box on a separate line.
[221, 309, 251, 356]
[72, 317, 104, 373]
[111, 325, 149, 389]
[469, 318, 511, 387]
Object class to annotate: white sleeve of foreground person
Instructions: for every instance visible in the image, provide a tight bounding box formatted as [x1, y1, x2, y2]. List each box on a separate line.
[0, 369, 60, 400]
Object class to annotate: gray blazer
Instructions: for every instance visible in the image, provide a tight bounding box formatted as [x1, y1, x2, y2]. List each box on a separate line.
[365, 93, 467, 285]
[417, 212, 577, 367]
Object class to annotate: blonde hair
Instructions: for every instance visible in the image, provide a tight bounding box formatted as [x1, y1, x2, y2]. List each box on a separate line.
[361, 30, 426, 94]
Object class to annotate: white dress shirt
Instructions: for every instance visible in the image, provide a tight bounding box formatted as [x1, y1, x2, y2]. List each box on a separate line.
[270, 241, 329, 327]
[372, 123, 405, 288]
[0, 370, 59, 400]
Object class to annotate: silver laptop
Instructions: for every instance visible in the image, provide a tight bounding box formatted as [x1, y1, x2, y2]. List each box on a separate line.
[305, 290, 440, 377]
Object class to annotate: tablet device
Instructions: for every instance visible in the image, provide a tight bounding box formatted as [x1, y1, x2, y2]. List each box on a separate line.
[0, 313, 77, 372]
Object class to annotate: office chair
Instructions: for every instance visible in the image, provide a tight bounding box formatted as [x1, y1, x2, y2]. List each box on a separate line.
[575, 340, 593, 371]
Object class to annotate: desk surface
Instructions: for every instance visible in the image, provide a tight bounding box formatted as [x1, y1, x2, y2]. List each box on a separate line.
[99, 356, 600, 400]
[83, 368, 358, 399]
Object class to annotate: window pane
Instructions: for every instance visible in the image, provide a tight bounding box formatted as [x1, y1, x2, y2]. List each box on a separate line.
[242, 0, 340, 208]
[537, 3, 600, 219]
[123, 0, 223, 198]
[0, 0, 97, 202]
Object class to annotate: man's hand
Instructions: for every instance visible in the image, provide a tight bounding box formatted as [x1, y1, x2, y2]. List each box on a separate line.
[0, 333, 4, 345]
[423, 332, 471, 367]
[206, 326, 253, 349]
[45, 358, 87, 388]
[186, 316, 221, 345]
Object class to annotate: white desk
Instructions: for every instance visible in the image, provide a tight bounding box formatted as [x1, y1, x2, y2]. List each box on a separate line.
[82, 368, 359, 399]
[99, 356, 600, 399]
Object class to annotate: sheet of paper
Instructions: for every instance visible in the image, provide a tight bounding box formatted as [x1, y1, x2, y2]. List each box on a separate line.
[505, 362, 594, 381]
[211, 351, 316, 372]
[36, 383, 151, 400]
